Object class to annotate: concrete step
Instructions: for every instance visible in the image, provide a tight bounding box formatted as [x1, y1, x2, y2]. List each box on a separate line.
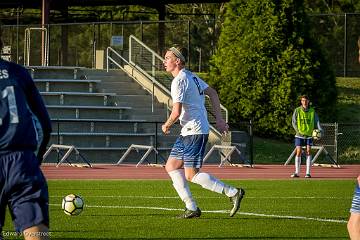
[128, 107, 167, 116]
[35, 79, 101, 93]
[41, 91, 117, 106]
[99, 82, 146, 95]
[83, 69, 130, 79]
[47, 105, 131, 120]
[128, 114, 165, 122]
[51, 120, 153, 133]
[27, 66, 87, 79]
[114, 95, 165, 108]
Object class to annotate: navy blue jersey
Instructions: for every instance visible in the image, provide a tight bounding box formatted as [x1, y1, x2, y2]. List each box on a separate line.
[0, 59, 51, 157]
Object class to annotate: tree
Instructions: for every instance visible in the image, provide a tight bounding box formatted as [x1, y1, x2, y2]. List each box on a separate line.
[209, 0, 337, 138]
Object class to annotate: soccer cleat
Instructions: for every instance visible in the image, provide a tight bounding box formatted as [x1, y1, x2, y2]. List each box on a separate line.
[291, 173, 299, 178]
[305, 174, 312, 178]
[177, 208, 201, 219]
[229, 188, 245, 217]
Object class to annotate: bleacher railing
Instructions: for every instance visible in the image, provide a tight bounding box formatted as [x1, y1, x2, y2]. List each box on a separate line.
[106, 46, 170, 114]
[128, 34, 228, 124]
[24, 27, 48, 66]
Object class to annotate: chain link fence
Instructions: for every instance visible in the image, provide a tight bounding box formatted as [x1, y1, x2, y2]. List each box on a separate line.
[315, 122, 360, 164]
[337, 123, 360, 164]
[2, 14, 360, 77]
[0, 19, 217, 72]
[308, 13, 360, 77]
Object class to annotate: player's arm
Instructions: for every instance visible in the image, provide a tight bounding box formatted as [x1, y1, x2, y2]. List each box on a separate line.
[204, 86, 228, 134]
[314, 112, 322, 132]
[291, 109, 297, 131]
[162, 102, 181, 134]
[21, 67, 52, 163]
[292, 109, 301, 136]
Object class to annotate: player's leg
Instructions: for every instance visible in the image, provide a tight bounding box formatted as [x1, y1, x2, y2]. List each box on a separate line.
[182, 134, 245, 217]
[165, 136, 198, 217]
[187, 168, 236, 196]
[189, 168, 245, 217]
[291, 138, 302, 177]
[348, 183, 360, 240]
[8, 151, 49, 240]
[23, 224, 49, 240]
[305, 138, 313, 178]
[166, 157, 198, 213]
[348, 213, 360, 240]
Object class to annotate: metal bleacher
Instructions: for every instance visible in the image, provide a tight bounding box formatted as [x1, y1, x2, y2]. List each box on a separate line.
[32, 35, 249, 166]
[31, 66, 173, 165]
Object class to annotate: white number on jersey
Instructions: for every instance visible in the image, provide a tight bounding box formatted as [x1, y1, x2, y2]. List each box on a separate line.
[192, 77, 204, 95]
[0, 86, 19, 125]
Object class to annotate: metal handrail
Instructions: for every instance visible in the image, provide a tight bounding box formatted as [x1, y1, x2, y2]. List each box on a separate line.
[106, 46, 170, 113]
[106, 46, 127, 72]
[128, 34, 228, 122]
[24, 27, 48, 66]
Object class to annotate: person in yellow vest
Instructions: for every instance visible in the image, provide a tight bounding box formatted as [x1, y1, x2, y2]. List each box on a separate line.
[291, 95, 322, 178]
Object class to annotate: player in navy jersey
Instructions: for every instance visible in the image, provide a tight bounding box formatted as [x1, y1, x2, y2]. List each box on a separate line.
[162, 45, 245, 218]
[0, 36, 52, 239]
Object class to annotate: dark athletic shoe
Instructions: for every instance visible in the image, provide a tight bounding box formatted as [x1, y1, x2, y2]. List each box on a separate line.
[291, 173, 300, 178]
[177, 208, 201, 219]
[229, 188, 245, 217]
[305, 174, 312, 178]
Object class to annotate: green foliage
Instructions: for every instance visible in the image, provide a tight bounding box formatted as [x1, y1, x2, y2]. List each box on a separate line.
[336, 77, 360, 122]
[209, 0, 337, 139]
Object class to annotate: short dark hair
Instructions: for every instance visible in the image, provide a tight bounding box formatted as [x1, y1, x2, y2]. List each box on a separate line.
[300, 95, 309, 100]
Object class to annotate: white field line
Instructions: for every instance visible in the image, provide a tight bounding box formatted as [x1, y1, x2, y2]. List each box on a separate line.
[51, 203, 347, 224]
[51, 195, 350, 200]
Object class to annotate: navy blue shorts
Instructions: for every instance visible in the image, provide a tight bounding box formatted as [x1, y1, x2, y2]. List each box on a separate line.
[294, 137, 313, 147]
[0, 151, 49, 233]
[169, 134, 208, 168]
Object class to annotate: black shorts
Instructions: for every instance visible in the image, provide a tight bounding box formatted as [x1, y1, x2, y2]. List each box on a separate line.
[0, 150, 49, 233]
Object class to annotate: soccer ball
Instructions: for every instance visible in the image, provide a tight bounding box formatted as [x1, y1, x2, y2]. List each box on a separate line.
[62, 194, 84, 216]
[312, 129, 322, 140]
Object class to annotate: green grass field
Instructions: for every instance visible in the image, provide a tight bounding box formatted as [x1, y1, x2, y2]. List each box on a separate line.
[2, 179, 356, 239]
[336, 77, 360, 122]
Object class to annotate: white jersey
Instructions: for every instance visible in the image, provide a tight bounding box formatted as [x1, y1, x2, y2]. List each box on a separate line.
[171, 68, 209, 136]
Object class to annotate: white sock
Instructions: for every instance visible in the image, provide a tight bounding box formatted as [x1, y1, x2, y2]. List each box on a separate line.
[306, 155, 312, 175]
[223, 185, 238, 198]
[191, 172, 237, 197]
[295, 156, 301, 174]
[168, 170, 197, 211]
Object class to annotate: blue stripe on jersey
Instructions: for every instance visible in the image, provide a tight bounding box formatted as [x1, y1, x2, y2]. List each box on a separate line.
[350, 184, 360, 213]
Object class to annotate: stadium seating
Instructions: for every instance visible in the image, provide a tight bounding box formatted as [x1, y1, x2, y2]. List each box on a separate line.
[31, 67, 176, 164]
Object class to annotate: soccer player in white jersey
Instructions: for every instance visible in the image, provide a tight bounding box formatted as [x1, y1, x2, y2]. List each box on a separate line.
[162, 45, 245, 218]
